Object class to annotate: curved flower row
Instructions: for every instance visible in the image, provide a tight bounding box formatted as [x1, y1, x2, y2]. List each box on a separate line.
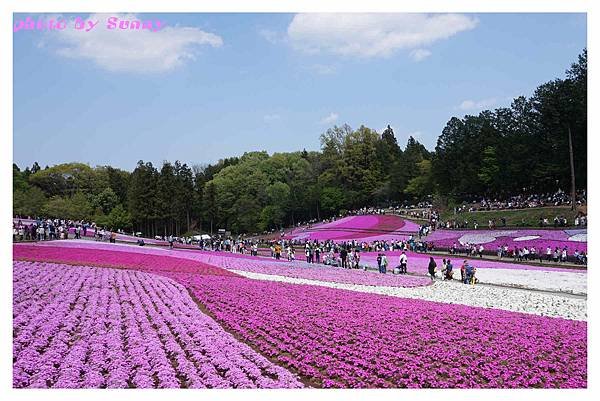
[190, 275, 587, 388]
[13, 244, 238, 278]
[13, 261, 303, 389]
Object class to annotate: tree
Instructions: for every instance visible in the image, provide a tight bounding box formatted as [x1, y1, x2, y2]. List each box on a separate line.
[404, 159, 434, 199]
[106, 204, 132, 230]
[477, 146, 500, 191]
[260, 181, 290, 230]
[202, 181, 218, 234]
[320, 187, 345, 214]
[127, 161, 159, 236]
[104, 166, 130, 204]
[91, 187, 119, 214]
[13, 187, 47, 217]
[13, 164, 29, 193]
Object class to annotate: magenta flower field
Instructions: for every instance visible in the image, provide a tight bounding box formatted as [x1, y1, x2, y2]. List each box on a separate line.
[191, 275, 586, 388]
[12, 241, 587, 389]
[286, 215, 420, 242]
[13, 261, 302, 389]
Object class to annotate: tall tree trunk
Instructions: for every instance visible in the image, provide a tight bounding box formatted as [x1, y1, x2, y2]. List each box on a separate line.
[568, 124, 576, 211]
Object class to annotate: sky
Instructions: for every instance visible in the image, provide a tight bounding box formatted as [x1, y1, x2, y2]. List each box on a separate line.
[13, 12, 586, 171]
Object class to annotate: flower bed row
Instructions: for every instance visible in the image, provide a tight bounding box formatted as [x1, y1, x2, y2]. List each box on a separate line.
[13, 261, 302, 388]
[189, 274, 587, 388]
[13, 244, 238, 278]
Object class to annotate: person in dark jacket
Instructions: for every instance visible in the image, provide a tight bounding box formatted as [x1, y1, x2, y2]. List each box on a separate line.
[340, 248, 348, 268]
[428, 257, 437, 280]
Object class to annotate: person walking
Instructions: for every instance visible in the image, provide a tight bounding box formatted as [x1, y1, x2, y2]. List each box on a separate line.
[428, 257, 437, 281]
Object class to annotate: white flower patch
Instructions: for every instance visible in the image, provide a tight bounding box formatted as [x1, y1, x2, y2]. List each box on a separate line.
[513, 235, 540, 242]
[232, 270, 586, 321]
[568, 234, 587, 242]
[458, 231, 516, 245]
[475, 268, 587, 296]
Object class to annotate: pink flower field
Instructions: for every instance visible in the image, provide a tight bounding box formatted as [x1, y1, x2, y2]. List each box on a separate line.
[12, 241, 587, 389]
[285, 215, 420, 242]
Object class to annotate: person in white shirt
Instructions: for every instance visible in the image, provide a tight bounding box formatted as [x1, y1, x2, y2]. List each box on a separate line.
[399, 252, 408, 274]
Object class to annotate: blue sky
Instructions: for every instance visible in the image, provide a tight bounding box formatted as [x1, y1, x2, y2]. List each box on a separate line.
[13, 13, 586, 171]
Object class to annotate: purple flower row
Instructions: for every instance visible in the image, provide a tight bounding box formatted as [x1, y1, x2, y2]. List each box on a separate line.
[13, 261, 302, 389]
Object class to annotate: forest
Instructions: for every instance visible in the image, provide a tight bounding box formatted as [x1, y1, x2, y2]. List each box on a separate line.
[13, 50, 587, 236]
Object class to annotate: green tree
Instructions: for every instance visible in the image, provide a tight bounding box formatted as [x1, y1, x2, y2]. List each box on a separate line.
[106, 204, 132, 230]
[477, 146, 501, 191]
[320, 187, 345, 214]
[91, 187, 119, 214]
[405, 159, 434, 199]
[13, 186, 47, 217]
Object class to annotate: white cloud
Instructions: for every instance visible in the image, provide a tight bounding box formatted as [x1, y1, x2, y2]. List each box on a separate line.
[320, 112, 339, 125]
[263, 114, 281, 122]
[45, 13, 223, 73]
[458, 98, 497, 111]
[287, 13, 478, 58]
[409, 49, 432, 62]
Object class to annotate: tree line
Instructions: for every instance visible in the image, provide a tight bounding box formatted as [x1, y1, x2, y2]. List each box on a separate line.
[13, 50, 586, 236]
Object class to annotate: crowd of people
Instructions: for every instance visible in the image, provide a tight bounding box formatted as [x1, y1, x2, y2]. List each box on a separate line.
[455, 189, 586, 212]
[444, 241, 586, 265]
[433, 212, 587, 231]
[13, 217, 98, 242]
[259, 239, 481, 284]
